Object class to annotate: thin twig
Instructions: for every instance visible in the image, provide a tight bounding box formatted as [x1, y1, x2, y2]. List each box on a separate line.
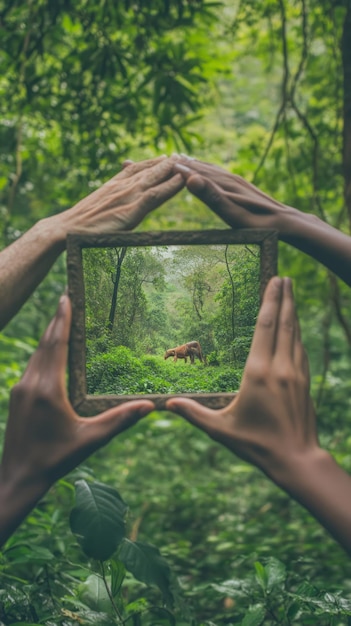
[253, 0, 289, 182]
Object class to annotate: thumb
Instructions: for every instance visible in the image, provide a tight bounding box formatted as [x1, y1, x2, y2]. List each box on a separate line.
[88, 400, 155, 444]
[166, 397, 215, 435]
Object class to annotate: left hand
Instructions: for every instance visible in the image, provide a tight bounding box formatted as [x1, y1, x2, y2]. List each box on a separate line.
[57, 155, 184, 236]
[0, 295, 154, 492]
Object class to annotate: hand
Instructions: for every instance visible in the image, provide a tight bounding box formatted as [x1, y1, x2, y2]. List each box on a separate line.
[0, 295, 154, 492]
[0, 156, 185, 332]
[57, 155, 185, 236]
[166, 277, 319, 483]
[173, 158, 292, 234]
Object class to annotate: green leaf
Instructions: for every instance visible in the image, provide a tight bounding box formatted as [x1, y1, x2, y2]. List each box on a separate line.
[211, 579, 250, 598]
[119, 539, 173, 606]
[77, 574, 112, 613]
[241, 604, 266, 626]
[254, 561, 267, 593]
[109, 558, 126, 597]
[70, 480, 127, 560]
[265, 557, 286, 591]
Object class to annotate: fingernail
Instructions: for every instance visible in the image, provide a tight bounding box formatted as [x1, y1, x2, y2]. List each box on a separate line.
[174, 163, 192, 174]
[180, 153, 195, 160]
[284, 277, 293, 291]
[269, 276, 282, 290]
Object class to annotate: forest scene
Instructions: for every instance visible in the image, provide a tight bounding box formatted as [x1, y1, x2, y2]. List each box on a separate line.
[84, 244, 260, 397]
[1, 0, 351, 625]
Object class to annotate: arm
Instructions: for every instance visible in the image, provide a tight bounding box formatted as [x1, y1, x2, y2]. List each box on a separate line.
[166, 277, 351, 554]
[0, 155, 184, 330]
[174, 159, 351, 287]
[0, 295, 154, 547]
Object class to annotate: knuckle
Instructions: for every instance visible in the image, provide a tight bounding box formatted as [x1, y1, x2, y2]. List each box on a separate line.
[246, 361, 270, 384]
[275, 366, 295, 386]
[281, 318, 294, 333]
[11, 380, 30, 402]
[257, 314, 274, 330]
[10, 380, 56, 409]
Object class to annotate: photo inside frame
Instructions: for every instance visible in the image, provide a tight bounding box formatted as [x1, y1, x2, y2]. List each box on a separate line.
[83, 243, 261, 397]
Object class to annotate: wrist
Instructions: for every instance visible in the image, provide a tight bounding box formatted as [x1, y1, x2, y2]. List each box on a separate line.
[35, 214, 68, 253]
[269, 446, 332, 494]
[0, 463, 50, 504]
[278, 205, 329, 243]
[0, 465, 50, 546]
[276, 204, 311, 239]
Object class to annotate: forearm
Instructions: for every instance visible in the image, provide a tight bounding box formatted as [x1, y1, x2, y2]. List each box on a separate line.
[279, 207, 351, 287]
[273, 448, 351, 555]
[0, 215, 68, 330]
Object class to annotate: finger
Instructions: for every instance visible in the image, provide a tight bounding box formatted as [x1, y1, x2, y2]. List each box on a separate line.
[166, 397, 217, 435]
[138, 155, 182, 190]
[119, 155, 168, 179]
[173, 164, 235, 219]
[22, 295, 72, 386]
[295, 339, 310, 384]
[248, 277, 283, 360]
[122, 159, 134, 169]
[133, 174, 184, 220]
[86, 400, 155, 444]
[178, 159, 284, 208]
[178, 157, 244, 191]
[275, 277, 296, 358]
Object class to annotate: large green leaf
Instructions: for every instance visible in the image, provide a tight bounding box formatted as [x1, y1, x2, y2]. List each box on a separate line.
[70, 480, 127, 561]
[241, 604, 266, 626]
[119, 539, 173, 606]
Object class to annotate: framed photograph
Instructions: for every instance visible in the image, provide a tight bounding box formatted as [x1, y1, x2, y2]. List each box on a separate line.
[67, 229, 278, 414]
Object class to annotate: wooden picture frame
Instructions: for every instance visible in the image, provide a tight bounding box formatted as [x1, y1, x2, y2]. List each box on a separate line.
[67, 229, 278, 414]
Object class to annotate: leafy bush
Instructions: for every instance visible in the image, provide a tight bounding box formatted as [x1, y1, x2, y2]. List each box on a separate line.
[206, 351, 220, 366]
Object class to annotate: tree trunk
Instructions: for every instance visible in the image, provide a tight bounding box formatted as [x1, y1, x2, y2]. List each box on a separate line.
[342, 2, 351, 229]
[107, 247, 127, 333]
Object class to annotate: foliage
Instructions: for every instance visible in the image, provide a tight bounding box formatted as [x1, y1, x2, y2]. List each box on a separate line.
[84, 244, 260, 384]
[0, 0, 226, 239]
[1, 0, 351, 624]
[86, 344, 241, 395]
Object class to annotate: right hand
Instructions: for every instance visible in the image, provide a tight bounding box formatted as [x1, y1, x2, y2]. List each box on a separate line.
[174, 158, 290, 233]
[166, 277, 319, 484]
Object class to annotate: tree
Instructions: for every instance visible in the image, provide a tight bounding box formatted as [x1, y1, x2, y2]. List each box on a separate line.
[107, 247, 127, 333]
[0, 0, 225, 240]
